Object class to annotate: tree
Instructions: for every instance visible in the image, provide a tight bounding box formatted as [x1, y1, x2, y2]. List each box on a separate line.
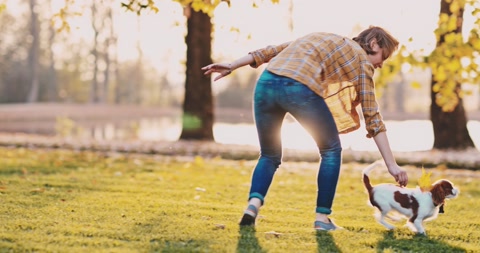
[122, 0, 279, 141]
[26, 0, 40, 103]
[46, 0, 59, 102]
[381, 0, 480, 150]
[429, 0, 475, 149]
[90, 0, 116, 104]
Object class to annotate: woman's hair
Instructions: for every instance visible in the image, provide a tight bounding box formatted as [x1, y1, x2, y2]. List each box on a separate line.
[352, 26, 399, 59]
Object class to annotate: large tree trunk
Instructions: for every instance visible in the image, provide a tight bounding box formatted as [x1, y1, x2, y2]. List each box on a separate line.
[26, 0, 39, 103]
[179, 6, 214, 140]
[431, 0, 475, 150]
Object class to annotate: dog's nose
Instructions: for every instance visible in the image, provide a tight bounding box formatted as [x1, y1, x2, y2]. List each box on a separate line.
[452, 188, 459, 196]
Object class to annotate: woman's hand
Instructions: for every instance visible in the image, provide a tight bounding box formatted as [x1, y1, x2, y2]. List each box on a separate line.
[201, 63, 233, 81]
[387, 164, 408, 187]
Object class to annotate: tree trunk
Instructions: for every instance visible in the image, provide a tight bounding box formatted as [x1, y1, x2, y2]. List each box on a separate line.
[90, 2, 100, 103]
[26, 0, 39, 103]
[133, 15, 143, 104]
[179, 6, 214, 140]
[103, 7, 114, 104]
[431, 0, 475, 150]
[47, 13, 58, 102]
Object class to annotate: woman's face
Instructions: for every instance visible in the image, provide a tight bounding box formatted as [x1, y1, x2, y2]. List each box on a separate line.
[367, 39, 387, 69]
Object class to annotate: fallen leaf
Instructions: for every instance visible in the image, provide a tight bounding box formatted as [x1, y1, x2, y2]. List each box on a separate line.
[264, 231, 282, 239]
[30, 188, 45, 193]
[195, 187, 206, 192]
[214, 224, 225, 230]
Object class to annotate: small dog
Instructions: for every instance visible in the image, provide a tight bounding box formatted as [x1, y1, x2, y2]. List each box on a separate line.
[362, 161, 459, 235]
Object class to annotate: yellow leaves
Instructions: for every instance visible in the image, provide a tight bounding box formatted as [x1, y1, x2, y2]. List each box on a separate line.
[470, 35, 480, 51]
[122, 0, 159, 15]
[447, 15, 459, 32]
[55, 116, 76, 137]
[430, 55, 464, 112]
[175, 0, 230, 16]
[444, 33, 463, 46]
[194, 155, 205, 167]
[51, 8, 71, 33]
[418, 167, 432, 192]
[183, 155, 205, 169]
[435, 91, 459, 112]
[439, 13, 450, 24]
[0, 3, 5, 13]
[449, 0, 462, 14]
[50, 0, 82, 33]
[434, 66, 447, 83]
[410, 81, 422, 89]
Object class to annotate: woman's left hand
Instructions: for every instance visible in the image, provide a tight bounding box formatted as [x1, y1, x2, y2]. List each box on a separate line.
[201, 63, 232, 81]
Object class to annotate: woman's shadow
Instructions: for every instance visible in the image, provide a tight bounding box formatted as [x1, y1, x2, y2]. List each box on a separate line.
[236, 227, 341, 253]
[376, 230, 466, 253]
[236, 226, 267, 253]
[316, 231, 342, 253]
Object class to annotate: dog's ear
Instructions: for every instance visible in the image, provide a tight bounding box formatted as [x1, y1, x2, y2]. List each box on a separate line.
[431, 183, 445, 206]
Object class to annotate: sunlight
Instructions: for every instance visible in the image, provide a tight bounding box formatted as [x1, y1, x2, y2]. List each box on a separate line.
[29, 0, 477, 88]
[468, 121, 480, 149]
[24, 0, 476, 87]
[212, 120, 441, 152]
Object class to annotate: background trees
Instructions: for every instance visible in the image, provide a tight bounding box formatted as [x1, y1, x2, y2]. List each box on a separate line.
[0, 0, 479, 151]
[381, 0, 480, 150]
[0, 0, 178, 106]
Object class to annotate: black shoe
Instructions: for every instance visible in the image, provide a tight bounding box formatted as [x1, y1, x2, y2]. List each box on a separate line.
[239, 213, 256, 226]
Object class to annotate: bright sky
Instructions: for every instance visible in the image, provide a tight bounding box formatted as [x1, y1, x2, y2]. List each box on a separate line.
[121, 0, 446, 85]
[6, 0, 477, 85]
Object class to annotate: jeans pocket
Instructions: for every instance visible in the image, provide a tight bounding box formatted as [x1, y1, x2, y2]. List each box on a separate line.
[283, 81, 318, 107]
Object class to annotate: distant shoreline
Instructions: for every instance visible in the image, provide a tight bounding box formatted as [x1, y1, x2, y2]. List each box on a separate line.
[1, 103, 479, 122]
[0, 103, 479, 170]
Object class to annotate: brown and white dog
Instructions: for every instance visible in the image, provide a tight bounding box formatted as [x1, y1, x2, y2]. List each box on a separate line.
[362, 162, 459, 235]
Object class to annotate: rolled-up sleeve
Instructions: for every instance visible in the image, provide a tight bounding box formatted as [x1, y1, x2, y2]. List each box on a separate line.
[358, 65, 386, 138]
[248, 42, 291, 68]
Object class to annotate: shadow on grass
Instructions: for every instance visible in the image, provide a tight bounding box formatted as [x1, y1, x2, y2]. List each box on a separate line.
[376, 231, 466, 253]
[237, 226, 266, 253]
[316, 231, 341, 253]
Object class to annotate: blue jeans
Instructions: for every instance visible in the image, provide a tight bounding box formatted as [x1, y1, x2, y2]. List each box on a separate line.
[248, 70, 342, 215]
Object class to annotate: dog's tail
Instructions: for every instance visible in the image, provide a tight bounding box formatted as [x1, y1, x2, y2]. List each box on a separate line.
[362, 160, 383, 192]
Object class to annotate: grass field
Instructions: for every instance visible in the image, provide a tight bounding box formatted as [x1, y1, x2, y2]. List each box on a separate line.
[0, 146, 479, 253]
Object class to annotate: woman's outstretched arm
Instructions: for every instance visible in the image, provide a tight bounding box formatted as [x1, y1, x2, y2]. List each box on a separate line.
[201, 54, 255, 81]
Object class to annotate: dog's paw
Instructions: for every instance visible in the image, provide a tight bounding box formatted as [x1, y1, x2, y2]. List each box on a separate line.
[414, 232, 428, 237]
[381, 223, 395, 230]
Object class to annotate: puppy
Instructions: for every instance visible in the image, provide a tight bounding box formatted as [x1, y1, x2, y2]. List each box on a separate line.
[362, 162, 459, 235]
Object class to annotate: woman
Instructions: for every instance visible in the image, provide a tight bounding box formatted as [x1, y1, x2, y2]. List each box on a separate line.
[202, 26, 408, 231]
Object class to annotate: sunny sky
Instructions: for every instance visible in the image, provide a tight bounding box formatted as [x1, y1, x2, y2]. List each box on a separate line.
[118, 0, 448, 85]
[6, 0, 477, 86]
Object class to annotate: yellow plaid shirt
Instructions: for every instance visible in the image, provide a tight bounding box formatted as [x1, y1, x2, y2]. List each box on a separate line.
[249, 32, 386, 138]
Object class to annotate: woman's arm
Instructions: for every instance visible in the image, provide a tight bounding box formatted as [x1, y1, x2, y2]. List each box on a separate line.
[373, 131, 408, 186]
[202, 42, 291, 81]
[202, 54, 255, 81]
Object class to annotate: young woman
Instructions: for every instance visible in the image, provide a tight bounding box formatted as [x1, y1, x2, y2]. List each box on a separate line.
[202, 26, 408, 231]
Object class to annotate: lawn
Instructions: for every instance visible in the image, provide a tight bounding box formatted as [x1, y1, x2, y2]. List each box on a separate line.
[0, 147, 479, 253]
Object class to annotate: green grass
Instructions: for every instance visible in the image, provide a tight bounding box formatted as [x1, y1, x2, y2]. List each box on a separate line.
[0, 147, 479, 253]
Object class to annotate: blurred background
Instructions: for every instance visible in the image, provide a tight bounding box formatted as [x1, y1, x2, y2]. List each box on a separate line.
[0, 0, 479, 152]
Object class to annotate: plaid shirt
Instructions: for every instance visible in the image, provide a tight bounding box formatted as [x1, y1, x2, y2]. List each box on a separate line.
[249, 32, 386, 138]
